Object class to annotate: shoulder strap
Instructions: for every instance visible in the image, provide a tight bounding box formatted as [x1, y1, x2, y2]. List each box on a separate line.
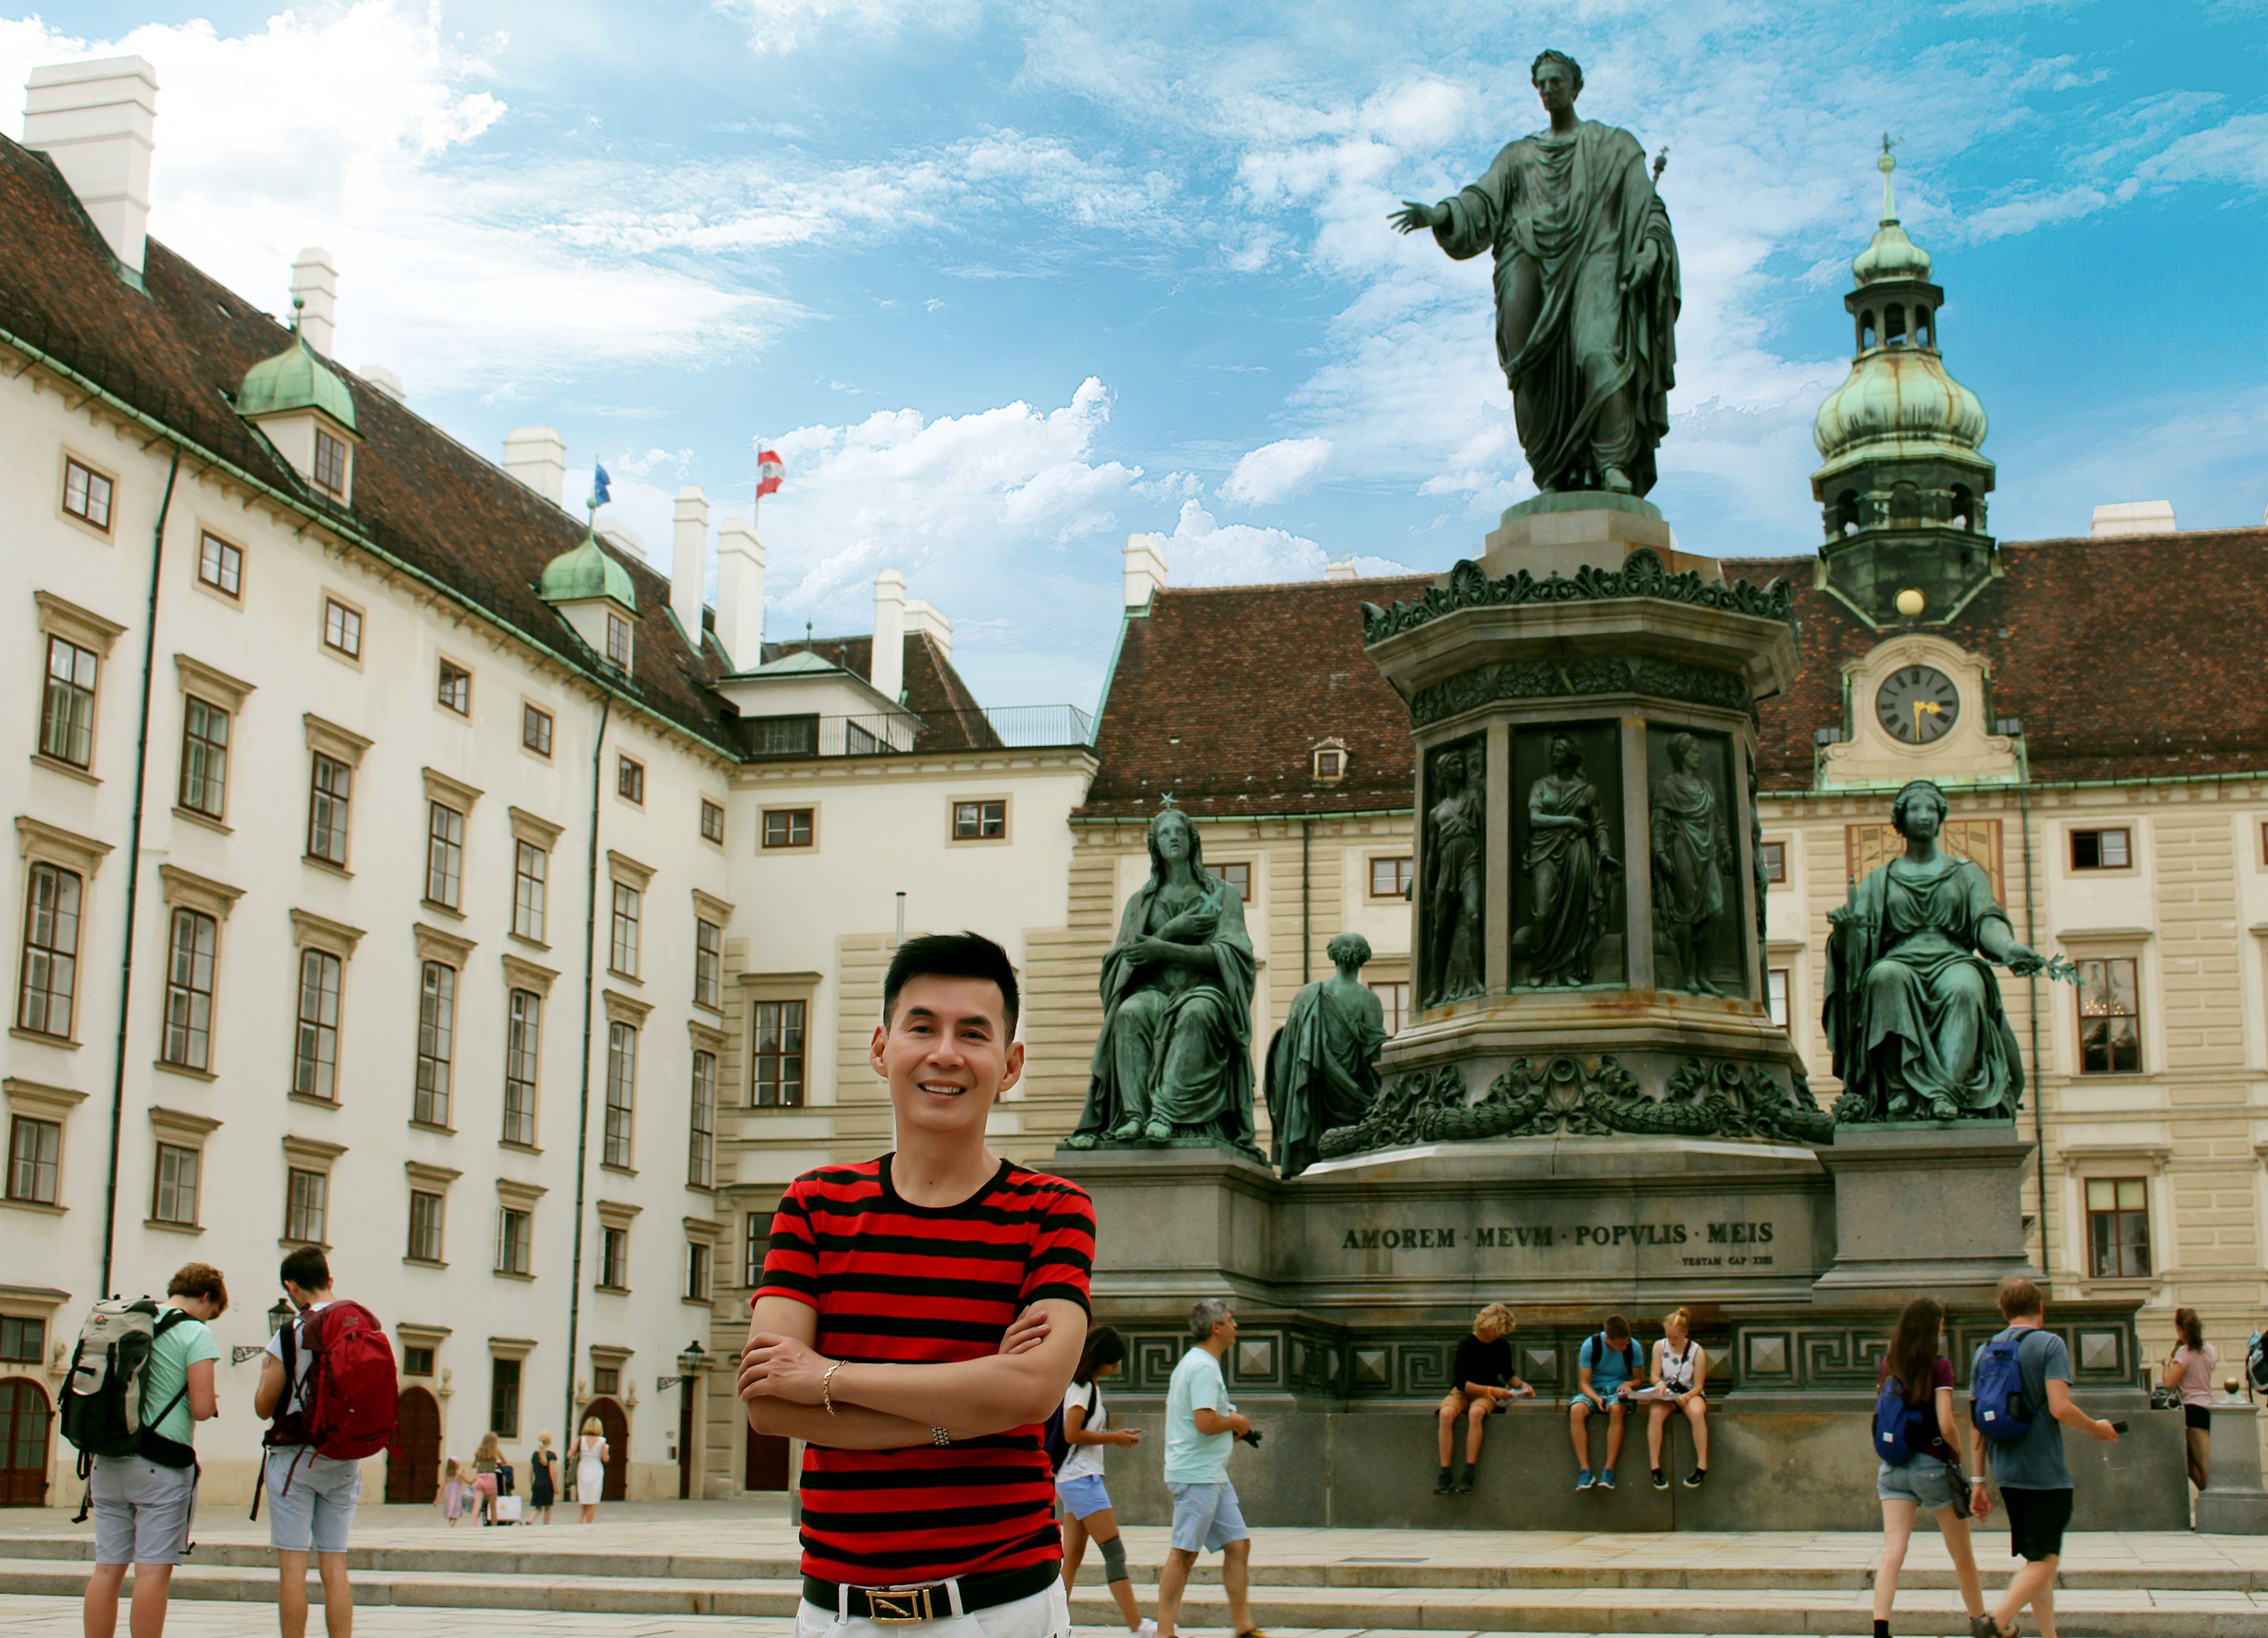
[151, 1309, 188, 1340]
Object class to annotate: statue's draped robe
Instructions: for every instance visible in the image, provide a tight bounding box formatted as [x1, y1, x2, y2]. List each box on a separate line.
[1265, 979, 1385, 1180]
[1426, 787, 1486, 1002]
[1434, 119, 1679, 494]
[1649, 772, 1725, 929]
[1522, 774, 1614, 984]
[1825, 857, 2023, 1119]
[1075, 873, 1260, 1153]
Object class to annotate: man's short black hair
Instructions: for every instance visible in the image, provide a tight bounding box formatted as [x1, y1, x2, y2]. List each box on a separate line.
[883, 931, 1020, 1035]
[279, 1245, 332, 1292]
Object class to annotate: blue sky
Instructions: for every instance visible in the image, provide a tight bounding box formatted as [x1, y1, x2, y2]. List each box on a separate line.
[14, 2, 2267, 711]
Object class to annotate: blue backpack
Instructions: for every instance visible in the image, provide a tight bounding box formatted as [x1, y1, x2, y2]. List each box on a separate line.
[1971, 1331, 2038, 1443]
[1872, 1373, 1934, 1467]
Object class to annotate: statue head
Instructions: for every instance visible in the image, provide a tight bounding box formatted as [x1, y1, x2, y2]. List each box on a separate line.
[1890, 778, 1949, 841]
[1548, 734, 1582, 774]
[1144, 804, 1203, 879]
[1531, 48, 1582, 108]
[1667, 731, 1699, 772]
[1434, 747, 1465, 789]
[1326, 931, 1373, 971]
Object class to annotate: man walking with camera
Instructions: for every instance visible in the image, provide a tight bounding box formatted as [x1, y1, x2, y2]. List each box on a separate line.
[1155, 1300, 1263, 1638]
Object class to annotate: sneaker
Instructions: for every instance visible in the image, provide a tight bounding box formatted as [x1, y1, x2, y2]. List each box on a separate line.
[1651, 1469, 1668, 1489]
[1433, 1469, 1454, 1495]
[1454, 1474, 1474, 1495]
[1600, 1469, 1617, 1489]
[1683, 1468, 1705, 1489]
[1135, 1622, 1158, 1638]
[1576, 1468, 1595, 1491]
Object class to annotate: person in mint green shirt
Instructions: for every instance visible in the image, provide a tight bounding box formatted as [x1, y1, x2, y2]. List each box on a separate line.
[85, 1262, 228, 1636]
[1156, 1301, 1260, 1638]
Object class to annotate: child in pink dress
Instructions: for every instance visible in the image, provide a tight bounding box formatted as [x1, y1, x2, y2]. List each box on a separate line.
[437, 1457, 467, 1524]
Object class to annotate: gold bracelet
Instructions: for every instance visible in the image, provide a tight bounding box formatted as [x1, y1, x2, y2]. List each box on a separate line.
[821, 1361, 844, 1417]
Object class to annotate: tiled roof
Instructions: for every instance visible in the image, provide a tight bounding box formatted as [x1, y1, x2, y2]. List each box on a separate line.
[1732, 528, 2268, 791]
[0, 137, 738, 752]
[1077, 576, 1436, 820]
[760, 633, 1004, 752]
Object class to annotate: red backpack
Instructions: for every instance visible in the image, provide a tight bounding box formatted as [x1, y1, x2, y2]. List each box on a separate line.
[269, 1301, 397, 1462]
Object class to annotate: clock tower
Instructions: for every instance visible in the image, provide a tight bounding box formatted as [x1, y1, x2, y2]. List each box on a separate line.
[1809, 142, 1998, 629]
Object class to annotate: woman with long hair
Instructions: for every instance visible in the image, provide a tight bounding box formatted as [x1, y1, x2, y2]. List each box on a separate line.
[1871, 1296, 1987, 1638]
[1644, 1307, 1709, 1489]
[527, 1431, 558, 1525]
[472, 1431, 502, 1526]
[575, 1417, 609, 1524]
[1058, 1326, 1153, 1636]
[2161, 1307, 2218, 1492]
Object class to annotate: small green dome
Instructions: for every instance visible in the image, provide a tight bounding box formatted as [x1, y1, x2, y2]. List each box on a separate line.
[237, 329, 358, 432]
[1814, 348, 1986, 464]
[1853, 218, 1932, 285]
[538, 531, 637, 613]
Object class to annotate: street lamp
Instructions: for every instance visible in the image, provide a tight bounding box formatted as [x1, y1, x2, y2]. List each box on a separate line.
[267, 1298, 295, 1336]
[656, 1339, 707, 1393]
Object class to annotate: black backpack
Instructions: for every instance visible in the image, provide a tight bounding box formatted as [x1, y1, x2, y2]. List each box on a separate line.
[1591, 1331, 1641, 1383]
[58, 1299, 198, 1521]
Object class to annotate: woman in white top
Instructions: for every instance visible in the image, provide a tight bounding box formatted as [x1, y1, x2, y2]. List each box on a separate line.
[1058, 1326, 1153, 1636]
[1644, 1307, 1709, 1489]
[2161, 1307, 2219, 1491]
[574, 1417, 609, 1524]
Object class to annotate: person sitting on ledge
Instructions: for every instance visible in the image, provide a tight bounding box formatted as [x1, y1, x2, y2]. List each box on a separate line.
[1644, 1307, 1709, 1489]
[1570, 1314, 1642, 1490]
[1435, 1303, 1532, 1495]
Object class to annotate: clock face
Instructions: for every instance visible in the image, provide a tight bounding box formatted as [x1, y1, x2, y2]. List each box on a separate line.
[1876, 665, 1961, 745]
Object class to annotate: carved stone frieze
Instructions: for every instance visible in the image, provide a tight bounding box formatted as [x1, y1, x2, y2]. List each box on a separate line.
[1362, 548, 1798, 647]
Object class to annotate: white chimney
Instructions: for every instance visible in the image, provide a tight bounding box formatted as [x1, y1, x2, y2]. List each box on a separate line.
[1124, 533, 1168, 609]
[289, 248, 339, 355]
[671, 486, 709, 645]
[2091, 500, 2176, 537]
[503, 427, 566, 509]
[24, 58, 157, 278]
[715, 517, 765, 671]
[904, 597, 953, 660]
[871, 570, 907, 704]
[596, 522, 646, 563]
[361, 366, 405, 403]
[1324, 554, 1357, 581]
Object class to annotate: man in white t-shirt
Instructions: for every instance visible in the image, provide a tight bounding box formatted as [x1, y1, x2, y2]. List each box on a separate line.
[253, 1247, 358, 1638]
[1156, 1301, 1262, 1638]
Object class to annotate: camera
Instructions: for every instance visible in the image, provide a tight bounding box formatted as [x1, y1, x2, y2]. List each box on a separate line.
[1236, 1428, 1263, 1448]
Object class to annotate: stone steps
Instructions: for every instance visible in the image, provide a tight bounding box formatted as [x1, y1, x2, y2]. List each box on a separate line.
[3, 1553, 2265, 1635]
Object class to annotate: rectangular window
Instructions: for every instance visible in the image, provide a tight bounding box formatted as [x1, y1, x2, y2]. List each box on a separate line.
[700, 799, 726, 845]
[425, 802, 465, 909]
[489, 1356, 522, 1437]
[1208, 861, 1251, 902]
[2085, 1176, 2151, 1280]
[161, 908, 218, 1070]
[1760, 841, 1788, 884]
[313, 428, 348, 497]
[521, 703, 553, 758]
[742, 1212, 765, 1289]
[1367, 979, 1410, 1036]
[504, 989, 540, 1147]
[152, 1142, 199, 1226]
[285, 1167, 328, 1243]
[2077, 956, 2142, 1074]
[748, 716, 818, 757]
[605, 612, 632, 671]
[403, 1345, 435, 1378]
[603, 1022, 636, 1169]
[322, 597, 361, 659]
[307, 753, 351, 865]
[610, 883, 641, 977]
[1370, 856, 1414, 898]
[63, 457, 114, 528]
[688, 1050, 716, 1188]
[599, 1225, 628, 1290]
[616, 755, 644, 804]
[415, 961, 457, 1126]
[762, 809, 813, 849]
[513, 842, 548, 943]
[198, 532, 242, 597]
[846, 720, 880, 756]
[753, 999, 806, 1107]
[1768, 967, 1791, 1028]
[0, 1315, 45, 1363]
[694, 920, 723, 1009]
[686, 1240, 711, 1302]
[41, 635, 99, 768]
[437, 660, 471, 716]
[294, 949, 342, 1101]
[407, 1189, 445, 1263]
[6, 1114, 60, 1205]
[496, 1208, 532, 1277]
[2070, 827, 2131, 871]
[178, 696, 229, 818]
[592, 1363, 620, 1395]
[952, 799, 1006, 840]
[17, 861, 82, 1038]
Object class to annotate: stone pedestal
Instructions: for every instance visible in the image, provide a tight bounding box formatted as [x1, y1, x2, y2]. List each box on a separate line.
[2195, 1396, 2268, 1533]
[1479, 491, 1725, 584]
[1811, 1124, 2038, 1298]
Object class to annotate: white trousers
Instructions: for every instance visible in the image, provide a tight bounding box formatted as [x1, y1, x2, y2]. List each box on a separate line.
[797, 1583, 1071, 1638]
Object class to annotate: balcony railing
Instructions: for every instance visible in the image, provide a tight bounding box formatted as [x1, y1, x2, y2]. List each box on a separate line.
[740, 704, 1092, 760]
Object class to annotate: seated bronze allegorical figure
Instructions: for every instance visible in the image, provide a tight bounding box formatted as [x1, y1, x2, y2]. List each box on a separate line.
[1265, 932, 1388, 1180]
[1825, 779, 2048, 1122]
[1064, 803, 1263, 1157]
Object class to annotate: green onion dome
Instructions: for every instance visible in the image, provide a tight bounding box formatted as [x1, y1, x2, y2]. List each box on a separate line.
[1814, 347, 1986, 464]
[538, 530, 637, 612]
[237, 323, 357, 431]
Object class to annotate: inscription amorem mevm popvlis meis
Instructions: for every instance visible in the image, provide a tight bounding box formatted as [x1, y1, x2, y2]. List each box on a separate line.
[1340, 1219, 1776, 1269]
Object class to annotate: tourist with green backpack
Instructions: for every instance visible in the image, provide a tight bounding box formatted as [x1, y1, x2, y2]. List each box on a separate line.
[1966, 1275, 2120, 1638]
[66, 1262, 228, 1638]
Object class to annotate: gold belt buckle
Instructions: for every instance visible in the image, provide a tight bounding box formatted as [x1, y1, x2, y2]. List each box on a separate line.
[865, 1585, 939, 1623]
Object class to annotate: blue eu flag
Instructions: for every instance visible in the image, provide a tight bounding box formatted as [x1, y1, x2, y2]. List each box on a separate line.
[589, 462, 612, 509]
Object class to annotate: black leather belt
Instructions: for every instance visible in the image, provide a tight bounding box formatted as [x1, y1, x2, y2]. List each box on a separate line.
[803, 1560, 1060, 1622]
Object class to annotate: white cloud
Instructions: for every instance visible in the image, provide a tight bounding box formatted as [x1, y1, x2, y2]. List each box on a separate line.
[720, 0, 976, 55]
[1147, 499, 1407, 586]
[1220, 436, 1334, 506]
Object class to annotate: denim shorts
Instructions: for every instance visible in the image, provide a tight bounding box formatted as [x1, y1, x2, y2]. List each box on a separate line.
[265, 1447, 361, 1553]
[1876, 1456, 1961, 1511]
[1055, 1472, 1112, 1519]
[1167, 1480, 1247, 1553]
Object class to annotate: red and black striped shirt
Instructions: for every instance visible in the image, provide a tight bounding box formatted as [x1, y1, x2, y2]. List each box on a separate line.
[757, 1154, 1095, 1584]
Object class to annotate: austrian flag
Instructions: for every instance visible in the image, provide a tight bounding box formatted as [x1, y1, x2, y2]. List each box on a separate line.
[756, 448, 785, 497]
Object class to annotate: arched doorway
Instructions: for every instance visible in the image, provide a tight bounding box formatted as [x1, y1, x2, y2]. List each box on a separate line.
[585, 1397, 629, 1501]
[0, 1378, 53, 1506]
[384, 1386, 440, 1504]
